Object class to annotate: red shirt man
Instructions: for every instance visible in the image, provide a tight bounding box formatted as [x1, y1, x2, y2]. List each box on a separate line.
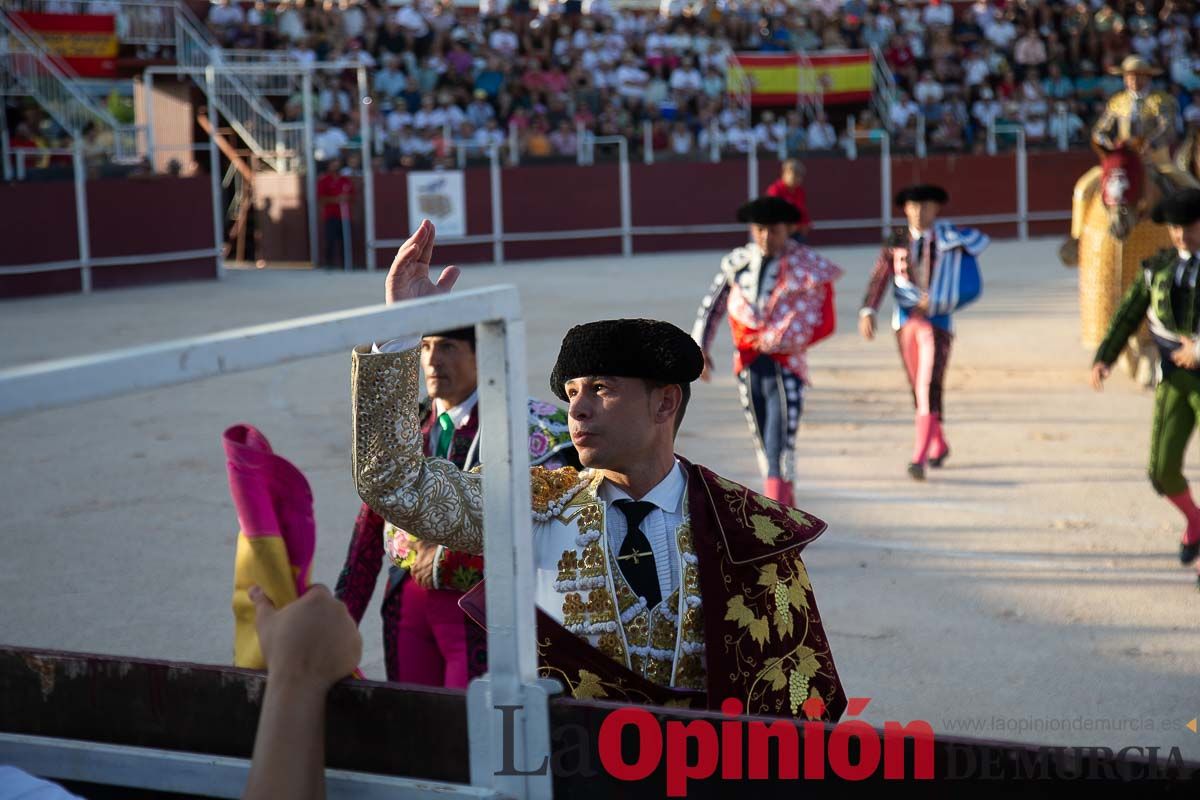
[317, 163, 354, 222]
[766, 159, 811, 236]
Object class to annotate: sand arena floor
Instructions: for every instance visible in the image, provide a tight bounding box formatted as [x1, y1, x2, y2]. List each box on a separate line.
[1, 238, 1197, 757]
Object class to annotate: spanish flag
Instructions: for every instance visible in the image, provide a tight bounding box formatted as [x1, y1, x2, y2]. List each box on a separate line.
[729, 51, 874, 107]
[11, 12, 117, 78]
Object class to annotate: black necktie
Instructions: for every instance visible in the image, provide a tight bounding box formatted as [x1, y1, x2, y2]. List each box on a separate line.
[1180, 256, 1197, 288]
[613, 499, 662, 608]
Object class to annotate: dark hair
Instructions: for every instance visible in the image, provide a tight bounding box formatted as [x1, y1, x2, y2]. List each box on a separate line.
[886, 228, 909, 248]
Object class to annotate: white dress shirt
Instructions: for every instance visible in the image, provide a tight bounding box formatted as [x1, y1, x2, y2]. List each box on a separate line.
[599, 461, 687, 604]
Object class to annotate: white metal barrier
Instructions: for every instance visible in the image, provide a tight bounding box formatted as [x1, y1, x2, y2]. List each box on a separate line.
[0, 141, 222, 289]
[0, 285, 553, 798]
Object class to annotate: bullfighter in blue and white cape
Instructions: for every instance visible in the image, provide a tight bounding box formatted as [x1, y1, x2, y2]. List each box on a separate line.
[858, 184, 989, 481]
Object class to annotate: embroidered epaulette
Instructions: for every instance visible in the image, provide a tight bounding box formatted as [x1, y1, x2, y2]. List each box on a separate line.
[720, 245, 754, 279]
[530, 466, 589, 521]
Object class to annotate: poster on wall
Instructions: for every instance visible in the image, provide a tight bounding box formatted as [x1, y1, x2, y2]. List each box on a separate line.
[12, 12, 118, 78]
[407, 170, 467, 238]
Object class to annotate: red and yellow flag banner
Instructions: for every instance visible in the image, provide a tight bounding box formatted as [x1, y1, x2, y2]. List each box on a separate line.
[12, 12, 117, 78]
[729, 51, 874, 107]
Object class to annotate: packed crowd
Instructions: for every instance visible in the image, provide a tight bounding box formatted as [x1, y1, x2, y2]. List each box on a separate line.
[7, 0, 1200, 176]
[878, 0, 1200, 151]
[201, 0, 858, 167]
[198, 0, 1200, 166]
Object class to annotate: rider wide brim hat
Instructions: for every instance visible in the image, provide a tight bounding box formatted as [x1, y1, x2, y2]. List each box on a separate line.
[736, 196, 802, 225]
[549, 319, 704, 401]
[894, 184, 949, 206]
[1108, 56, 1161, 76]
[1151, 189, 1200, 226]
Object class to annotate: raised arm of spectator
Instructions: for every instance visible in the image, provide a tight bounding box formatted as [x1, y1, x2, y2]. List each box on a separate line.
[242, 584, 362, 800]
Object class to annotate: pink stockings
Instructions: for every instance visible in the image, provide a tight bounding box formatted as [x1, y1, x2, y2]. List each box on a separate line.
[898, 318, 951, 466]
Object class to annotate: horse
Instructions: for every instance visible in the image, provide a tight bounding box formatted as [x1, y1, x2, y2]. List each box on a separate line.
[1072, 143, 1171, 385]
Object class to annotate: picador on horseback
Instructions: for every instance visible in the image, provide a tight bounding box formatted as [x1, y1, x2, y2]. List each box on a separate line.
[1065, 55, 1199, 262]
[1061, 56, 1199, 385]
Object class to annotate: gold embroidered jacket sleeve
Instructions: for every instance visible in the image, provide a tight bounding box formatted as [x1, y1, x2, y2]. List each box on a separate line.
[351, 346, 485, 555]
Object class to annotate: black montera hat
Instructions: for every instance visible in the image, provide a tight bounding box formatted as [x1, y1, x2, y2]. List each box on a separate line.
[894, 184, 950, 206]
[550, 319, 704, 401]
[1151, 189, 1200, 226]
[737, 196, 802, 225]
[424, 326, 475, 345]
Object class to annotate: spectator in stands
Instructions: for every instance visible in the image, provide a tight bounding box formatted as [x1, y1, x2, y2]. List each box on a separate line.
[1014, 26, 1048, 78]
[931, 108, 966, 150]
[1043, 63, 1075, 101]
[549, 120, 577, 156]
[314, 120, 350, 162]
[891, 90, 921, 130]
[806, 111, 838, 151]
[884, 33, 918, 87]
[668, 121, 694, 158]
[475, 117, 506, 149]
[914, 71, 946, 112]
[208, 0, 246, 33]
[1049, 101, 1086, 146]
[923, 0, 954, 30]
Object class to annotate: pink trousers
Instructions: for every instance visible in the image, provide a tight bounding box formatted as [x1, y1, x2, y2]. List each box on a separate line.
[394, 578, 470, 689]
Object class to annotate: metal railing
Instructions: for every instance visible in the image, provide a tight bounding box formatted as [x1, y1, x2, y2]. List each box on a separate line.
[0, 8, 142, 161]
[870, 43, 898, 133]
[218, 49, 326, 97]
[0, 138, 222, 289]
[0, 286, 554, 800]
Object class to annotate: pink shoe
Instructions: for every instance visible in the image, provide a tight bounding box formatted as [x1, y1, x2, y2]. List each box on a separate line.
[764, 477, 786, 502]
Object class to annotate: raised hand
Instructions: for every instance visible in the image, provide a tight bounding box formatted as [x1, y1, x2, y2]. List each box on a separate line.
[385, 219, 461, 305]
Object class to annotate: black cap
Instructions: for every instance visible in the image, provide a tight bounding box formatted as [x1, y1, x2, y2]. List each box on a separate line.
[423, 326, 475, 346]
[737, 196, 802, 225]
[1151, 189, 1200, 226]
[894, 184, 949, 207]
[549, 319, 704, 401]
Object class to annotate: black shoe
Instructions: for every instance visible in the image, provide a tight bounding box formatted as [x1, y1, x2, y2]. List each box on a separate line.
[907, 463, 926, 481]
[929, 447, 950, 468]
[1181, 540, 1200, 566]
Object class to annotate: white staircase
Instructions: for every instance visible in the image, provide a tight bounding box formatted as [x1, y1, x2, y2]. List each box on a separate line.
[173, 4, 303, 172]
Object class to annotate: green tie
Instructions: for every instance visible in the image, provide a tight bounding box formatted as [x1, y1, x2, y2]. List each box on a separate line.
[435, 412, 454, 458]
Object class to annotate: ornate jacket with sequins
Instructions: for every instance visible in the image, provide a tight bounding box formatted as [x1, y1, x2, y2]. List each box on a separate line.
[351, 345, 847, 720]
[335, 397, 575, 622]
[692, 239, 843, 381]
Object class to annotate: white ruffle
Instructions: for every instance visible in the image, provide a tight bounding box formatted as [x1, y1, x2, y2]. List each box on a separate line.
[620, 597, 647, 623]
[680, 640, 705, 655]
[685, 595, 702, 608]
